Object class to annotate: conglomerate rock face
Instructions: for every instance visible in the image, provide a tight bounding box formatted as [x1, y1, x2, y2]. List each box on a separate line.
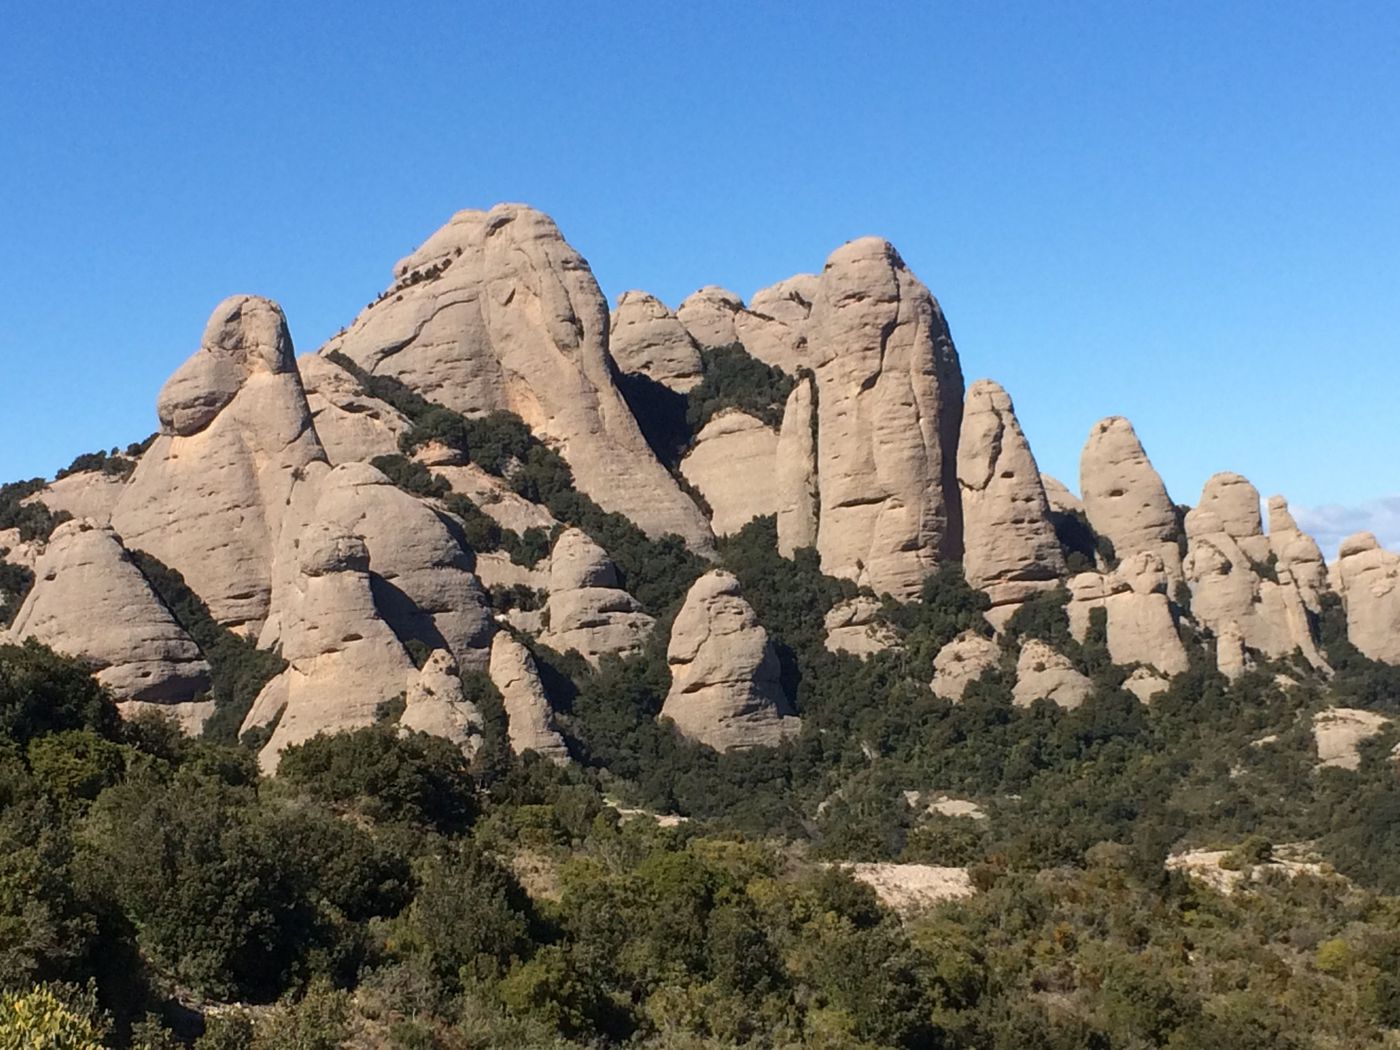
[1079, 417, 1182, 585]
[111, 295, 328, 635]
[660, 571, 799, 751]
[6, 520, 211, 708]
[488, 632, 570, 763]
[1183, 472, 1328, 672]
[1331, 532, 1400, 664]
[244, 523, 418, 771]
[542, 528, 654, 665]
[956, 379, 1064, 625]
[319, 204, 712, 552]
[679, 411, 779, 536]
[806, 238, 964, 599]
[609, 291, 703, 391]
[1067, 552, 1188, 675]
[775, 376, 819, 556]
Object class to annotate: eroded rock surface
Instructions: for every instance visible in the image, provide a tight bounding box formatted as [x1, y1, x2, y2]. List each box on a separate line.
[400, 649, 485, 757]
[676, 286, 744, 348]
[1313, 707, 1391, 770]
[298, 353, 410, 464]
[660, 570, 799, 750]
[808, 239, 964, 598]
[775, 376, 819, 555]
[1080, 417, 1181, 583]
[112, 296, 328, 634]
[489, 632, 569, 763]
[542, 528, 653, 664]
[679, 411, 779, 536]
[957, 380, 1063, 624]
[824, 596, 898, 656]
[609, 291, 703, 391]
[6, 520, 211, 708]
[1067, 553, 1188, 675]
[1330, 533, 1400, 665]
[1013, 639, 1092, 709]
[931, 631, 1000, 701]
[246, 523, 417, 770]
[320, 204, 711, 551]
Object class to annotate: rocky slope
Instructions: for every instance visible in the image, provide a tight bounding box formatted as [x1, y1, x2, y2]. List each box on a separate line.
[5, 202, 1396, 765]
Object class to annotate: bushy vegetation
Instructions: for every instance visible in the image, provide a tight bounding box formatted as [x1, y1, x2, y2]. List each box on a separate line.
[0, 480, 70, 545]
[54, 448, 138, 481]
[685, 345, 795, 431]
[4, 639, 1400, 1048]
[337, 355, 705, 612]
[125, 552, 285, 745]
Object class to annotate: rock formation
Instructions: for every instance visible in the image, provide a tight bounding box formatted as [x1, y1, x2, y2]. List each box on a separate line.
[111, 296, 328, 635]
[609, 291, 704, 391]
[1013, 639, 1092, 709]
[679, 411, 779, 536]
[542, 528, 654, 664]
[244, 523, 417, 769]
[660, 570, 799, 750]
[732, 275, 819, 374]
[807, 238, 964, 598]
[399, 649, 485, 757]
[931, 631, 1001, 701]
[1041, 476, 1084, 516]
[264, 462, 493, 671]
[825, 596, 898, 657]
[1183, 473, 1328, 672]
[1079, 417, 1182, 583]
[1267, 496, 1329, 611]
[298, 353, 410, 464]
[1067, 552, 1188, 675]
[6, 520, 211, 714]
[1313, 707, 1391, 770]
[319, 205, 711, 552]
[488, 632, 569, 763]
[1330, 533, 1400, 664]
[29, 470, 128, 527]
[956, 380, 1064, 625]
[775, 377, 819, 555]
[676, 286, 744, 348]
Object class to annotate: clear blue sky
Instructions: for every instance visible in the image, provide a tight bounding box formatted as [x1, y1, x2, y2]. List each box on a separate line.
[3, 2, 1397, 550]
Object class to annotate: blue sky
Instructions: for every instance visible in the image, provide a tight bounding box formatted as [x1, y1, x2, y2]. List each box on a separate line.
[3, 2, 1397, 551]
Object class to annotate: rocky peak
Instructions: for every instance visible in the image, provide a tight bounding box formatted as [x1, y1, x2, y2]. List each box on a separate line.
[609, 290, 703, 391]
[956, 379, 1064, 625]
[1079, 416, 1182, 582]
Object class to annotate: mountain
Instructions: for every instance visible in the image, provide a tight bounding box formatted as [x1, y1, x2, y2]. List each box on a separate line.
[4, 204, 1400, 1046]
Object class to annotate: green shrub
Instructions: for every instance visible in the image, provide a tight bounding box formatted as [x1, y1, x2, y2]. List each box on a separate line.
[686, 344, 794, 431]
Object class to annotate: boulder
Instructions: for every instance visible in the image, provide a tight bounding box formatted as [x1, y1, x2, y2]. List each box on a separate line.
[1216, 620, 1251, 680]
[679, 410, 779, 536]
[676, 286, 744, 348]
[422, 459, 559, 536]
[775, 376, 819, 555]
[298, 352, 410, 464]
[399, 649, 485, 757]
[1079, 417, 1182, 583]
[807, 238, 964, 598]
[1013, 639, 1092, 709]
[931, 631, 1000, 701]
[488, 632, 569, 763]
[111, 296, 328, 634]
[1313, 707, 1391, 770]
[1330, 533, 1400, 664]
[825, 596, 898, 656]
[6, 520, 211, 711]
[956, 380, 1064, 624]
[245, 523, 418, 770]
[319, 204, 712, 552]
[1123, 667, 1169, 704]
[660, 570, 799, 750]
[609, 291, 703, 391]
[542, 528, 654, 664]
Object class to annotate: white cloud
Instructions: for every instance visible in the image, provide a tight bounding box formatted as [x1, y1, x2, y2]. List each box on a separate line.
[1291, 496, 1400, 560]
